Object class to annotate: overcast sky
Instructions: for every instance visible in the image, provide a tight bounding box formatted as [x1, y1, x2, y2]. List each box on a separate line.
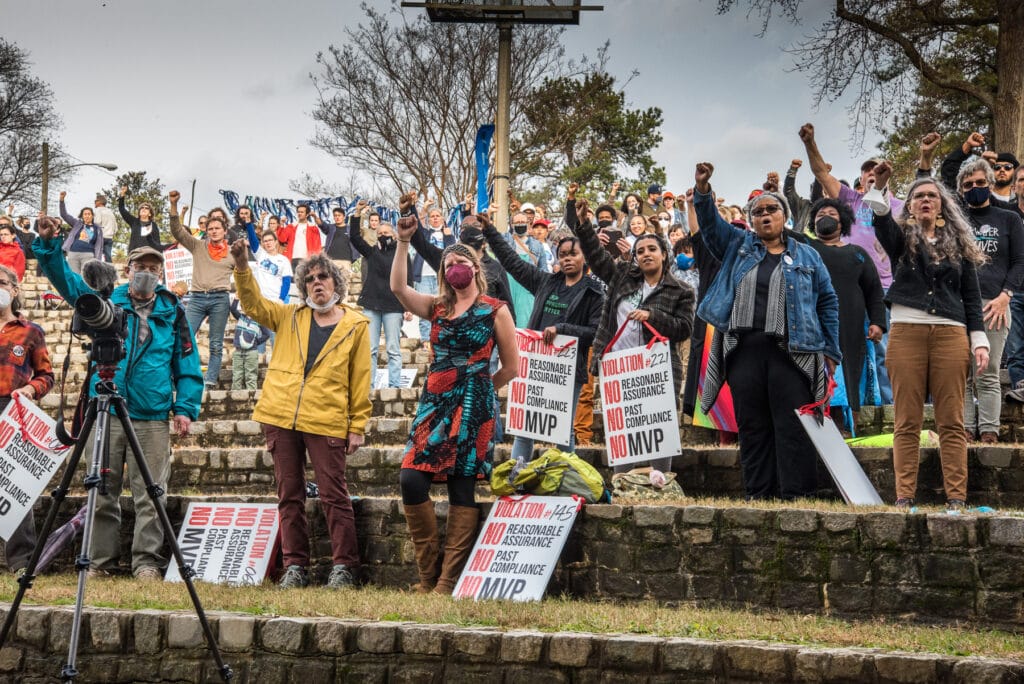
[3, 0, 880, 217]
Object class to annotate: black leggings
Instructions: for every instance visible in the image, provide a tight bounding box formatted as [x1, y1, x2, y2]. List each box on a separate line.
[399, 468, 478, 507]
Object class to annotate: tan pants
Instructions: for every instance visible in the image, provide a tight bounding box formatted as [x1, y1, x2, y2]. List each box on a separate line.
[574, 349, 595, 444]
[887, 323, 971, 501]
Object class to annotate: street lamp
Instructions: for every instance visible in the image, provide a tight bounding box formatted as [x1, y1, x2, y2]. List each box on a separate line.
[40, 142, 118, 213]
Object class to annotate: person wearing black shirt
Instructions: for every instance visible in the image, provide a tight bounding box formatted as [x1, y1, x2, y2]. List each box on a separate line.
[481, 215, 603, 461]
[955, 159, 1024, 443]
[325, 207, 354, 273]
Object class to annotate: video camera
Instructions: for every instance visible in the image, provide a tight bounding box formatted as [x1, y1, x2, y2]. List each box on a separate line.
[72, 294, 128, 368]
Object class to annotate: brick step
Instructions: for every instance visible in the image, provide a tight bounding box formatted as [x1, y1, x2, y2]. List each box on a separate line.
[13, 494, 1024, 631]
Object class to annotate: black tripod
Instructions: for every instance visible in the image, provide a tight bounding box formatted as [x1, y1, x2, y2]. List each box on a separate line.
[0, 372, 233, 682]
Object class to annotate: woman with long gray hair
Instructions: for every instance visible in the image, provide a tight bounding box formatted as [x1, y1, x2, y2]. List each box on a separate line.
[869, 163, 988, 510]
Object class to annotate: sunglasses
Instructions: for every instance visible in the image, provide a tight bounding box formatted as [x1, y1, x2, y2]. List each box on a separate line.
[304, 273, 331, 284]
[751, 205, 783, 217]
[993, 163, 1015, 171]
[961, 178, 989, 190]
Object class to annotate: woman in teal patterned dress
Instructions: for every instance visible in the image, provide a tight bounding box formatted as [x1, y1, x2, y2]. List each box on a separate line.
[391, 214, 518, 594]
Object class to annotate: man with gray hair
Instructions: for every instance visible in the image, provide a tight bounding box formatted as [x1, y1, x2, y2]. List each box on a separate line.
[953, 158, 1024, 436]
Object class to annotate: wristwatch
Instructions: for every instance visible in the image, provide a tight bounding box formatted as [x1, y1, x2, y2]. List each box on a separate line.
[1003, 288, 1014, 298]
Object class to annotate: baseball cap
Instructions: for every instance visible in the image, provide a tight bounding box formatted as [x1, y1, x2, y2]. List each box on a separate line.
[647, 183, 662, 195]
[128, 246, 165, 265]
[520, 202, 536, 213]
[996, 152, 1020, 168]
[532, 218, 551, 228]
[662, 191, 675, 200]
[860, 157, 885, 172]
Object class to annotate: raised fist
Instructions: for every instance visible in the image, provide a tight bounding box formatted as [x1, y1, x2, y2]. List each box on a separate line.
[790, 159, 803, 169]
[59, 191, 67, 201]
[872, 161, 893, 189]
[229, 238, 249, 269]
[36, 216, 59, 240]
[798, 123, 815, 144]
[574, 198, 590, 225]
[694, 162, 714, 192]
[964, 131, 985, 149]
[396, 216, 418, 240]
[169, 190, 180, 204]
[920, 132, 941, 153]
[567, 182, 579, 199]
[119, 186, 127, 197]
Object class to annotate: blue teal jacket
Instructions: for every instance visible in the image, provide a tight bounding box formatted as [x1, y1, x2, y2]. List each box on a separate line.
[33, 236, 204, 421]
[694, 189, 842, 363]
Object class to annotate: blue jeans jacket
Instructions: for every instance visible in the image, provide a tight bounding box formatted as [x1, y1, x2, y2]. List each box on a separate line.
[693, 190, 842, 362]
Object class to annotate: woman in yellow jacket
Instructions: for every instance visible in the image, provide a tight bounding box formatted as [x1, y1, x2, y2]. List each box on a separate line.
[231, 240, 372, 590]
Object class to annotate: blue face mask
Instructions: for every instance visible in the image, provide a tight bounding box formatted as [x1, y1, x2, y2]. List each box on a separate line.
[675, 253, 695, 271]
[964, 186, 991, 206]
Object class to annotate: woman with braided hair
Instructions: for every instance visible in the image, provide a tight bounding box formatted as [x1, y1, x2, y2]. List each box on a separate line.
[391, 216, 518, 594]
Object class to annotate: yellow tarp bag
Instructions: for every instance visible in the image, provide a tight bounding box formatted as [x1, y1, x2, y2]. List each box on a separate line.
[490, 448, 610, 503]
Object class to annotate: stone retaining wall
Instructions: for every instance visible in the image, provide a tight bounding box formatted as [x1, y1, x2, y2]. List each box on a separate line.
[17, 497, 1024, 629]
[0, 605, 1019, 683]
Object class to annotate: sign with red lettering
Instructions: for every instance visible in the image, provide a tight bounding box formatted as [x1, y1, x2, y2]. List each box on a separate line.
[163, 247, 193, 290]
[165, 502, 279, 585]
[453, 495, 580, 601]
[0, 398, 66, 541]
[599, 338, 681, 467]
[505, 330, 577, 446]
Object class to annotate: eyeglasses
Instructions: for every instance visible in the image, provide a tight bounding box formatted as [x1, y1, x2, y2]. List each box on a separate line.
[961, 178, 990, 190]
[910, 191, 940, 201]
[304, 273, 331, 284]
[0, 280, 14, 288]
[750, 205, 783, 217]
[131, 263, 163, 274]
[993, 163, 1015, 171]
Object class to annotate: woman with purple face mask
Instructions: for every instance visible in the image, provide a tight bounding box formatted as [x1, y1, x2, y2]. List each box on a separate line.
[391, 217, 518, 595]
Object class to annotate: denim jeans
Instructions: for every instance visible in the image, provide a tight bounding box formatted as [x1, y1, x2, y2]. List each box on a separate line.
[509, 381, 583, 462]
[414, 275, 438, 341]
[874, 291, 893, 403]
[365, 309, 403, 388]
[186, 291, 230, 387]
[1005, 292, 1024, 387]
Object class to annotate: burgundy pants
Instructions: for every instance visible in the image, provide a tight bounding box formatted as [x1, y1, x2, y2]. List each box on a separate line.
[263, 424, 360, 568]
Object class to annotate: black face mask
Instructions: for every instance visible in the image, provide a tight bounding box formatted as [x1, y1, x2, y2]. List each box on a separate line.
[378, 236, 394, 250]
[597, 219, 614, 229]
[815, 215, 840, 237]
[512, 223, 529, 235]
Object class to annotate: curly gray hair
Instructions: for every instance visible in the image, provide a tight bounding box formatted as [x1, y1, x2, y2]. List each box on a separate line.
[293, 253, 349, 302]
[956, 158, 996, 193]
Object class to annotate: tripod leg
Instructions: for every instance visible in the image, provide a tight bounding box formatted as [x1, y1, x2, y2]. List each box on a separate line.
[111, 398, 234, 682]
[63, 395, 114, 681]
[0, 400, 98, 650]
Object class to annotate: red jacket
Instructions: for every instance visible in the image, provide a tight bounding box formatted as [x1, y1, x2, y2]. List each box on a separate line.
[0, 242, 26, 281]
[276, 221, 327, 260]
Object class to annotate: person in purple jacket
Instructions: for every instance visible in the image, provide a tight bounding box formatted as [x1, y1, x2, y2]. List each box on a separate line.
[58, 191, 104, 273]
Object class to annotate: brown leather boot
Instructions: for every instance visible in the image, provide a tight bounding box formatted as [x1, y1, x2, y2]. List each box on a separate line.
[433, 505, 480, 595]
[403, 501, 441, 593]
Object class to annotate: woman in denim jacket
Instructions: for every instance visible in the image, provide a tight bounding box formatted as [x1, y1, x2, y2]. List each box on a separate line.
[693, 163, 841, 500]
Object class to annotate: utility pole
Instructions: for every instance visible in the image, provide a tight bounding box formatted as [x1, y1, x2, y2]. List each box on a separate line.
[41, 142, 49, 215]
[493, 22, 512, 232]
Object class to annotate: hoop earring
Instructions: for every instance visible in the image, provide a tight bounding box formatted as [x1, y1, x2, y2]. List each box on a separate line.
[935, 215, 946, 227]
[906, 215, 917, 226]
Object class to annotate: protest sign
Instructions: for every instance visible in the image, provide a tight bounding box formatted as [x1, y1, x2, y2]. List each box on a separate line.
[599, 323, 681, 468]
[373, 368, 418, 390]
[166, 502, 279, 585]
[0, 398, 66, 541]
[453, 495, 581, 601]
[505, 330, 577, 446]
[163, 247, 194, 290]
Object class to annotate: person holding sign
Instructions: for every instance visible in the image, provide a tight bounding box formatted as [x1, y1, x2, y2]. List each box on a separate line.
[230, 239, 372, 590]
[573, 200, 694, 474]
[391, 215, 518, 595]
[480, 215, 603, 460]
[693, 162, 840, 501]
[0, 266, 54, 573]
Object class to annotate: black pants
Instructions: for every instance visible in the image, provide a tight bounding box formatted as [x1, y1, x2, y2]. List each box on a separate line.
[399, 469, 477, 508]
[725, 332, 818, 500]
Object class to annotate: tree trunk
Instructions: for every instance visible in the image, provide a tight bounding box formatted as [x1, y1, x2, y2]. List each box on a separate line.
[993, 0, 1024, 155]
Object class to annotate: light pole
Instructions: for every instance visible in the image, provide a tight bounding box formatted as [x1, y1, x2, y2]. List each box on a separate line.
[40, 141, 118, 214]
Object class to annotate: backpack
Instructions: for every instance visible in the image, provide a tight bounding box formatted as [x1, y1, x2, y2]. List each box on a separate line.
[491, 448, 611, 504]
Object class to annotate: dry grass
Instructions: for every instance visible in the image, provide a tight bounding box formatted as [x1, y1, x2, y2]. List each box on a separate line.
[2, 576, 1021, 659]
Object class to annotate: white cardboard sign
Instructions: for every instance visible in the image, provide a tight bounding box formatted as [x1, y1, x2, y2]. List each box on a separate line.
[453, 495, 581, 601]
[0, 398, 65, 541]
[599, 339, 681, 467]
[373, 368, 418, 390]
[796, 412, 883, 505]
[163, 247, 194, 290]
[166, 502, 279, 585]
[505, 330, 577, 446]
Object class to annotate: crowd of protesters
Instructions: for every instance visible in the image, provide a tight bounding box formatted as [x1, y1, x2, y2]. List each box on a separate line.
[2, 122, 1023, 590]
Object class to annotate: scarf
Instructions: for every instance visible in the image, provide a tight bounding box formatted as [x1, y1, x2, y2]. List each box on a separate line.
[208, 240, 228, 261]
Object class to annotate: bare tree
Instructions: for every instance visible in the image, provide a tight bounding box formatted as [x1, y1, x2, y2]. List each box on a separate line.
[310, 1, 582, 209]
[0, 39, 71, 209]
[717, 0, 1024, 154]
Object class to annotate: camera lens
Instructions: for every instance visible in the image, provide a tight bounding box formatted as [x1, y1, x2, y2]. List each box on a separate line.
[75, 294, 115, 331]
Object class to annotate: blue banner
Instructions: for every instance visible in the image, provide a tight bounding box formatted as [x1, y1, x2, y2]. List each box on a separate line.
[475, 124, 495, 218]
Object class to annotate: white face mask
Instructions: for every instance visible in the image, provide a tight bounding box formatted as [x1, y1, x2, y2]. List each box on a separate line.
[306, 293, 340, 312]
[130, 270, 159, 299]
[0, 289, 12, 311]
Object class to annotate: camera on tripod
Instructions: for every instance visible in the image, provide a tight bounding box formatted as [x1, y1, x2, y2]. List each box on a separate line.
[72, 293, 128, 368]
